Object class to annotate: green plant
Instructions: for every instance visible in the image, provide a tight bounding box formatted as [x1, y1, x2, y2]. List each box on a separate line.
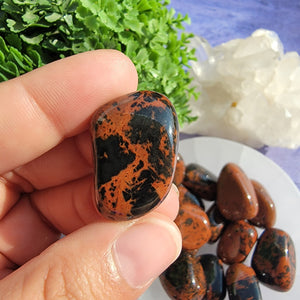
[0, 0, 197, 124]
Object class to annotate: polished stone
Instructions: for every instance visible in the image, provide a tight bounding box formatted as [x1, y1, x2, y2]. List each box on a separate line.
[178, 184, 205, 210]
[226, 263, 262, 300]
[173, 153, 186, 186]
[217, 163, 258, 221]
[160, 250, 207, 300]
[183, 163, 217, 200]
[252, 228, 296, 291]
[217, 220, 257, 264]
[175, 203, 211, 250]
[249, 180, 276, 228]
[198, 254, 226, 300]
[91, 90, 178, 220]
[206, 204, 226, 244]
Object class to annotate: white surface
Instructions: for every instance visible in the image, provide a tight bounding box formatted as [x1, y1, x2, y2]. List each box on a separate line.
[140, 137, 300, 300]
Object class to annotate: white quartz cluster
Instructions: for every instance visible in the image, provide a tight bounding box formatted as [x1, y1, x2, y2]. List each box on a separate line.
[182, 29, 300, 149]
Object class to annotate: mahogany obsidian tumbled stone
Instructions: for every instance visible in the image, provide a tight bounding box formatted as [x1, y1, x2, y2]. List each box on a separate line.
[251, 228, 296, 291]
[160, 250, 207, 300]
[173, 153, 186, 186]
[175, 203, 211, 250]
[226, 263, 262, 300]
[90, 90, 178, 220]
[206, 204, 226, 244]
[249, 180, 276, 228]
[217, 220, 257, 264]
[183, 163, 218, 201]
[217, 163, 258, 221]
[178, 184, 205, 210]
[198, 254, 226, 300]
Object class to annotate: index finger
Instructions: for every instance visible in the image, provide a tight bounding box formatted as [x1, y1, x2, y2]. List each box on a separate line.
[0, 50, 138, 174]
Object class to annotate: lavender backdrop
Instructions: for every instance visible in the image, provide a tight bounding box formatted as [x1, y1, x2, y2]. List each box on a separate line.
[171, 0, 300, 189]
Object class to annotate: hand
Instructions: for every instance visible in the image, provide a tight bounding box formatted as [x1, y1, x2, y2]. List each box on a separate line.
[0, 50, 181, 299]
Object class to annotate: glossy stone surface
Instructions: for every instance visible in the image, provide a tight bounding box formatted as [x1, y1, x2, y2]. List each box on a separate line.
[160, 250, 207, 300]
[183, 163, 217, 200]
[217, 163, 258, 221]
[173, 153, 186, 186]
[206, 204, 226, 244]
[226, 263, 262, 300]
[91, 90, 178, 220]
[251, 228, 296, 291]
[217, 220, 257, 264]
[249, 180, 276, 228]
[198, 254, 226, 300]
[178, 184, 205, 210]
[175, 203, 211, 250]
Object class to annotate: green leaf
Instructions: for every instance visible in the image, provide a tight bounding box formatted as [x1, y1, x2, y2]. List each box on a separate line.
[0, 61, 19, 77]
[0, 36, 9, 55]
[135, 48, 148, 63]
[20, 34, 44, 44]
[0, 72, 9, 82]
[22, 10, 39, 24]
[5, 33, 22, 50]
[45, 12, 62, 23]
[0, 0, 197, 125]
[83, 14, 99, 31]
[123, 13, 143, 36]
[27, 49, 43, 67]
[124, 38, 139, 56]
[137, 0, 152, 12]
[7, 19, 28, 33]
[80, 0, 100, 15]
[98, 11, 121, 32]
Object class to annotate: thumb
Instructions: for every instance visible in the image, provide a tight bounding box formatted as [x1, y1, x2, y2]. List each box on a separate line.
[0, 214, 181, 300]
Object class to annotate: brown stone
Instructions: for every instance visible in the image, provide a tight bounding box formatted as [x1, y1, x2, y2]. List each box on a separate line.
[249, 180, 276, 228]
[252, 228, 296, 291]
[173, 153, 186, 186]
[217, 220, 258, 264]
[175, 203, 211, 250]
[217, 163, 258, 221]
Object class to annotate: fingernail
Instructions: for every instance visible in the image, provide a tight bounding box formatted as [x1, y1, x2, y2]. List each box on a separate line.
[114, 218, 181, 288]
[172, 183, 179, 196]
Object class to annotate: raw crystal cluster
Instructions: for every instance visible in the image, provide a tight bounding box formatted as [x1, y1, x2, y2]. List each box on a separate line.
[182, 29, 300, 149]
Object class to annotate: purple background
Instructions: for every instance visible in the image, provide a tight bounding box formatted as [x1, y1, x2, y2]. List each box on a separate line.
[171, 0, 300, 189]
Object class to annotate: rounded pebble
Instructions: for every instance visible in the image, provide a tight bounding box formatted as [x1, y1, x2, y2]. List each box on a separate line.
[251, 228, 296, 291]
[198, 254, 226, 300]
[206, 204, 226, 244]
[173, 154, 186, 186]
[217, 163, 258, 221]
[249, 180, 276, 228]
[160, 250, 207, 300]
[183, 163, 217, 200]
[90, 90, 178, 220]
[175, 203, 211, 250]
[226, 263, 262, 300]
[178, 184, 205, 210]
[217, 220, 257, 264]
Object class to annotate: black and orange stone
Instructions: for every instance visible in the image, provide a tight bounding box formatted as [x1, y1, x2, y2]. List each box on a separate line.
[226, 263, 262, 300]
[217, 163, 258, 221]
[251, 228, 296, 291]
[183, 163, 217, 201]
[178, 184, 205, 210]
[90, 90, 178, 220]
[217, 220, 257, 264]
[249, 180, 276, 228]
[173, 153, 186, 186]
[198, 254, 226, 300]
[206, 203, 226, 244]
[175, 203, 211, 250]
[160, 250, 207, 300]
